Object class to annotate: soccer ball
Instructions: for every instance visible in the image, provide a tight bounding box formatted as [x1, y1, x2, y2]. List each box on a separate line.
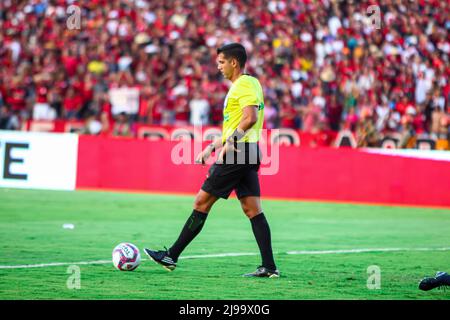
[112, 243, 141, 271]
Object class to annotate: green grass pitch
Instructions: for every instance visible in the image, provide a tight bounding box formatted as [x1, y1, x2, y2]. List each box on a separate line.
[0, 188, 449, 300]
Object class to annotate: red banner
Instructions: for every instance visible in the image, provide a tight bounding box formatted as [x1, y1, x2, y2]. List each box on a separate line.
[76, 135, 450, 208]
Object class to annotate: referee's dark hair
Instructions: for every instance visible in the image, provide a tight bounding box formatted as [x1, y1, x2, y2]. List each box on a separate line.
[217, 43, 247, 69]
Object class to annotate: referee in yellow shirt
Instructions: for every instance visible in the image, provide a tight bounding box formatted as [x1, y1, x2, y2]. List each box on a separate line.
[145, 43, 279, 278]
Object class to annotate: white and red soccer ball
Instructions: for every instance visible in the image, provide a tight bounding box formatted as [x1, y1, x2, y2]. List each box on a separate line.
[112, 243, 141, 271]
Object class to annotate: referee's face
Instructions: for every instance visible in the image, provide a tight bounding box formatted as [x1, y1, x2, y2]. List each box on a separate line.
[216, 53, 233, 80]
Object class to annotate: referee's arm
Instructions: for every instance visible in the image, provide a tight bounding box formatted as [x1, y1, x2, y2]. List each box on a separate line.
[228, 105, 259, 142]
[237, 105, 258, 133]
[216, 106, 258, 163]
[210, 105, 258, 151]
[197, 106, 258, 164]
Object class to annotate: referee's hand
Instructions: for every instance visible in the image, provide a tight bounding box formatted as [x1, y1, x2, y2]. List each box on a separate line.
[216, 141, 240, 164]
[195, 146, 213, 165]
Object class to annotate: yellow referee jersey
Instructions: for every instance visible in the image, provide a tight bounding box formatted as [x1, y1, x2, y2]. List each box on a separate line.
[222, 74, 264, 144]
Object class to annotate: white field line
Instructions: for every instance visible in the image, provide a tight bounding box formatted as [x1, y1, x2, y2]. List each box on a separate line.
[1, 247, 450, 270]
[286, 247, 450, 255]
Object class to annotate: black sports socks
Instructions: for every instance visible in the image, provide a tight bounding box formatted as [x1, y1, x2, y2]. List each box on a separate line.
[168, 210, 208, 261]
[250, 213, 276, 270]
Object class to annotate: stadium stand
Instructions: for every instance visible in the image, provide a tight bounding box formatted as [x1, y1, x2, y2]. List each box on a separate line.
[0, 0, 448, 148]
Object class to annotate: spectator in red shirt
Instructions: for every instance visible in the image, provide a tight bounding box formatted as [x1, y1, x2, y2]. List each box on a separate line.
[33, 80, 57, 121]
[63, 87, 83, 119]
[396, 95, 415, 116]
[174, 96, 190, 127]
[6, 77, 27, 114]
[149, 94, 165, 125]
[279, 96, 298, 129]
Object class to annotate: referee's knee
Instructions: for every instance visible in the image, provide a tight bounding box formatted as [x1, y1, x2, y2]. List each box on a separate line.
[242, 207, 260, 219]
[193, 198, 212, 214]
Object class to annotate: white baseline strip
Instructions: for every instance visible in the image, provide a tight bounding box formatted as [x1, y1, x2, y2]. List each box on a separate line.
[1, 247, 449, 270]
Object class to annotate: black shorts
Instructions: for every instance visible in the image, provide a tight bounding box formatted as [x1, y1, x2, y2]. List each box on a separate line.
[201, 143, 261, 200]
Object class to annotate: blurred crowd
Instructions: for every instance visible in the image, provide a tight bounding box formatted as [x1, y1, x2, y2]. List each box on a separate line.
[0, 0, 449, 147]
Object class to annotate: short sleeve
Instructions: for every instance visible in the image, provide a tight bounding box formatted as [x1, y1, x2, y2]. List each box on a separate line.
[237, 78, 259, 110]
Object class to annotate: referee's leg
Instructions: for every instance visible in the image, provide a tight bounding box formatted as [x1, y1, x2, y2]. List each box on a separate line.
[240, 196, 262, 219]
[240, 196, 277, 272]
[167, 190, 218, 261]
[193, 189, 218, 213]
